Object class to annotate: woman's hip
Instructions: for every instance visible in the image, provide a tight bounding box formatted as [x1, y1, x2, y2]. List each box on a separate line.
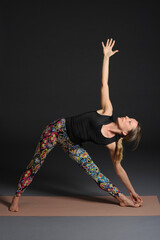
[39, 117, 82, 152]
[55, 118, 78, 148]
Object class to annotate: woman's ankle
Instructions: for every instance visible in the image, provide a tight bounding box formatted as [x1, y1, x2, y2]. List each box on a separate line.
[115, 193, 125, 202]
[13, 194, 20, 200]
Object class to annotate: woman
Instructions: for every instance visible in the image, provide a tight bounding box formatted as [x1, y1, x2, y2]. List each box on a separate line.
[9, 38, 143, 212]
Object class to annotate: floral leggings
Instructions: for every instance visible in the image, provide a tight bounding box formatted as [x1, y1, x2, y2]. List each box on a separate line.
[15, 118, 123, 198]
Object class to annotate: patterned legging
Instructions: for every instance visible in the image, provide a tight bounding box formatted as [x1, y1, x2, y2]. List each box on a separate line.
[15, 118, 123, 198]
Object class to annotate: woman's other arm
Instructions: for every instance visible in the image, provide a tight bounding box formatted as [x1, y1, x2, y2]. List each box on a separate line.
[107, 143, 143, 204]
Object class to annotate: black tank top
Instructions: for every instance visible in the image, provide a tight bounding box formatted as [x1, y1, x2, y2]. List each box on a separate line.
[65, 110, 121, 145]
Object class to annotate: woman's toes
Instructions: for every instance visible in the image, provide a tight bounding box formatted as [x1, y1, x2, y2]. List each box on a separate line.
[134, 201, 142, 208]
[134, 203, 140, 208]
[9, 204, 19, 212]
[119, 201, 125, 207]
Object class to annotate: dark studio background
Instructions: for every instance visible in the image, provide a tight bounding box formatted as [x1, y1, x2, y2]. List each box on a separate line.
[0, 1, 160, 240]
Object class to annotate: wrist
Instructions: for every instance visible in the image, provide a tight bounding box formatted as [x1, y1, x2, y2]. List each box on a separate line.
[129, 189, 136, 194]
[103, 55, 110, 60]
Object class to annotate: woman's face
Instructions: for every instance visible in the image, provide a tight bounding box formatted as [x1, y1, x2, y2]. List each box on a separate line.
[117, 116, 138, 136]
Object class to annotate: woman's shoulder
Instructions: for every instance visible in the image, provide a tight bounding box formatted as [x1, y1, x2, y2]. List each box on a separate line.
[105, 142, 116, 150]
[96, 109, 113, 117]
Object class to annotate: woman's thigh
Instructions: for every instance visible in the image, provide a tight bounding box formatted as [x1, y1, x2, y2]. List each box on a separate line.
[57, 120, 102, 180]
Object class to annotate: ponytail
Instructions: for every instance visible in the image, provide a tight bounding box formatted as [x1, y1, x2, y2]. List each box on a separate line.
[114, 137, 123, 163]
[114, 122, 142, 163]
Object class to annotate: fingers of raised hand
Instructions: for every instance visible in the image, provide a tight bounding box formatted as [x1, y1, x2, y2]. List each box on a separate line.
[111, 40, 115, 48]
[101, 41, 105, 48]
[106, 39, 109, 46]
[106, 38, 115, 48]
[113, 50, 119, 54]
[108, 38, 113, 46]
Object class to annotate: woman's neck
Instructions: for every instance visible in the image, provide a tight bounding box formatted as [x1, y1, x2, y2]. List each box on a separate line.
[105, 122, 122, 135]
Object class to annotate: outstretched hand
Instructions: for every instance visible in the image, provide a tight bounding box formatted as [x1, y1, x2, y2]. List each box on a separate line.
[130, 191, 143, 205]
[102, 38, 119, 58]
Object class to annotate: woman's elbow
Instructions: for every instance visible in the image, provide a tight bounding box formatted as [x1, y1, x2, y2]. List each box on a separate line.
[114, 162, 123, 176]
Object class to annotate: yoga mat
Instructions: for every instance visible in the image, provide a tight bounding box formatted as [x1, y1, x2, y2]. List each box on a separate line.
[0, 195, 160, 216]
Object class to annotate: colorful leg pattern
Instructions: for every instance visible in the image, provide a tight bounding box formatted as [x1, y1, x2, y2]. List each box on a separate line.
[58, 119, 123, 199]
[15, 118, 123, 199]
[14, 118, 62, 197]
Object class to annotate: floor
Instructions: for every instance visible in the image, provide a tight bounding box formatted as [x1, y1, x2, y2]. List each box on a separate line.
[0, 146, 159, 240]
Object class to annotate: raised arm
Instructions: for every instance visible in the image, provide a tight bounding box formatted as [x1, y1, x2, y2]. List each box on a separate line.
[100, 38, 119, 115]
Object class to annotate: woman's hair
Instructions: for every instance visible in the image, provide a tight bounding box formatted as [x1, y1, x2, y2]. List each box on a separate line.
[114, 122, 142, 163]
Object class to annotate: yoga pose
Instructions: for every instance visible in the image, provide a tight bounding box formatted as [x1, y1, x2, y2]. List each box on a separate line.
[9, 38, 143, 212]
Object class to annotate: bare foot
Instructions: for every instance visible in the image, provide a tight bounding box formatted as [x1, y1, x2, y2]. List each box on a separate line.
[9, 195, 20, 212]
[116, 194, 142, 208]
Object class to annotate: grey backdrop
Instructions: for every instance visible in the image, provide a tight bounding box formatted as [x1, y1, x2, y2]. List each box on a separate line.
[0, 1, 160, 240]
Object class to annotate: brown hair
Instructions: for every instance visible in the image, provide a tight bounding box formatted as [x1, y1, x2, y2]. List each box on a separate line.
[114, 122, 142, 163]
